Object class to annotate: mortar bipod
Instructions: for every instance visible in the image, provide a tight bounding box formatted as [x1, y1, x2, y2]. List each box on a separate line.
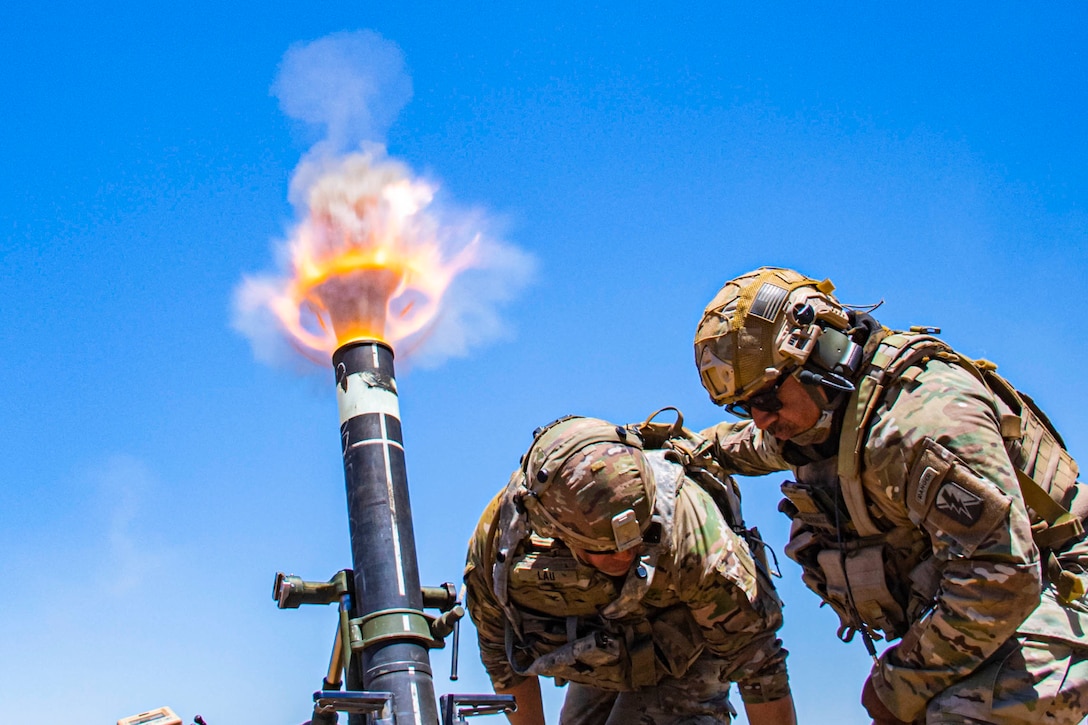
[273, 570, 516, 724]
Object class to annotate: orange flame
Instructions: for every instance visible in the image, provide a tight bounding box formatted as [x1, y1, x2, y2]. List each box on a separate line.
[269, 154, 477, 360]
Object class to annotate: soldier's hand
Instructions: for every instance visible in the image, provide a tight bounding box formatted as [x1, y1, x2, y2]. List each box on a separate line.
[861, 677, 911, 725]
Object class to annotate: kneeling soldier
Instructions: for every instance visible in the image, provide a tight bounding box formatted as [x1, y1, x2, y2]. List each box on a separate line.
[464, 415, 795, 725]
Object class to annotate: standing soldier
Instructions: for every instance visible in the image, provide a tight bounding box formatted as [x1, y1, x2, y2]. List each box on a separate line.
[692, 266, 1088, 724]
[463, 415, 796, 724]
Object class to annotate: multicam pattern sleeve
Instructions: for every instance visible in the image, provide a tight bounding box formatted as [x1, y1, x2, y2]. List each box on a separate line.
[864, 359, 1042, 721]
[463, 489, 524, 690]
[670, 482, 791, 704]
[698, 420, 792, 477]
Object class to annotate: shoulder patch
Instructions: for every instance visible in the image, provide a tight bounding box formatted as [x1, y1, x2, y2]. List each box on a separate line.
[906, 438, 954, 519]
[915, 465, 942, 505]
[933, 481, 984, 527]
[906, 438, 1011, 557]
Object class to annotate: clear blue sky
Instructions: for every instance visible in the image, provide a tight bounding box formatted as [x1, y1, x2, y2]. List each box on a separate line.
[2, 4, 1086, 724]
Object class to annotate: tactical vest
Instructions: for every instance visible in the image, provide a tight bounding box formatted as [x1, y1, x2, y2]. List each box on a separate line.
[779, 332, 1088, 650]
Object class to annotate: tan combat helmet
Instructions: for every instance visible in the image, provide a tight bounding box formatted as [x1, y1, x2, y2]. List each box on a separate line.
[694, 267, 862, 410]
[520, 416, 655, 553]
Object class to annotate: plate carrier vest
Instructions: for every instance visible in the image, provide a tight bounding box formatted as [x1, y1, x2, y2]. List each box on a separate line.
[779, 331, 1088, 654]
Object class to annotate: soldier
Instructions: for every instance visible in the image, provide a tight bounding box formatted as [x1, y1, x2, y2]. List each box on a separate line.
[463, 415, 796, 725]
[692, 266, 1088, 724]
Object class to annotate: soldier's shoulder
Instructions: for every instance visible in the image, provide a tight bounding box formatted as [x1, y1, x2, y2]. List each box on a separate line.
[862, 357, 996, 485]
[876, 356, 995, 431]
[674, 476, 727, 525]
[476, 486, 509, 532]
[467, 485, 512, 563]
[670, 479, 743, 561]
[668, 478, 760, 602]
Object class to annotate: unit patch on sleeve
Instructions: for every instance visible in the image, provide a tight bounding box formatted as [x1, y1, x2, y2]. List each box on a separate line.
[915, 466, 941, 505]
[905, 437, 1011, 556]
[933, 481, 984, 527]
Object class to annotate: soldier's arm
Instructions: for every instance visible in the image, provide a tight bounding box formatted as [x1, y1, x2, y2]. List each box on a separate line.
[494, 678, 544, 725]
[699, 419, 792, 476]
[867, 363, 1042, 722]
[672, 485, 793, 709]
[744, 697, 798, 725]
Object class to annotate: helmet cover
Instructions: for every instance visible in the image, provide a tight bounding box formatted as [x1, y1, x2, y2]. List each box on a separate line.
[521, 416, 654, 552]
[694, 267, 847, 405]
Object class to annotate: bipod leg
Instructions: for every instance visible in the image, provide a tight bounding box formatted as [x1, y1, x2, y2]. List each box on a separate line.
[308, 615, 347, 725]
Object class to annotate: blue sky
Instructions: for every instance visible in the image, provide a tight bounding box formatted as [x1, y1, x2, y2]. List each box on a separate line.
[2, 4, 1086, 724]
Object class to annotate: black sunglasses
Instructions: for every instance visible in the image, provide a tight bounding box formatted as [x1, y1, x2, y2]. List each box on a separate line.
[726, 369, 794, 419]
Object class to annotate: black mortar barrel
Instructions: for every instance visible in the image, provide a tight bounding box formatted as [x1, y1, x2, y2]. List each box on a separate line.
[332, 340, 438, 725]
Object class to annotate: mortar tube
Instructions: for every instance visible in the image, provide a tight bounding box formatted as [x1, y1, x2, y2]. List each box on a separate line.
[333, 340, 438, 725]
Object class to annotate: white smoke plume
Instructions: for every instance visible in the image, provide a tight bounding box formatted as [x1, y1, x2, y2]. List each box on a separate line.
[234, 30, 534, 370]
[272, 30, 412, 162]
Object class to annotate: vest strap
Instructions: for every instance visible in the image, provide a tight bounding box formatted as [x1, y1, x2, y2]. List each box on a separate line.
[838, 334, 951, 538]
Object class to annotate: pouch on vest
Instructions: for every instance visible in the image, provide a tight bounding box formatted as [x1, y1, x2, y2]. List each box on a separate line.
[649, 606, 705, 679]
[980, 365, 1080, 505]
[780, 480, 852, 535]
[779, 482, 837, 595]
[782, 523, 829, 598]
[780, 480, 909, 638]
[512, 626, 621, 672]
[816, 546, 906, 639]
[505, 620, 649, 692]
[508, 547, 615, 617]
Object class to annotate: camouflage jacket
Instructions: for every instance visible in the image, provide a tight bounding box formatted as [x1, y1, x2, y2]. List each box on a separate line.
[463, 451, 790, 704]
[701, 343, 1088, 721]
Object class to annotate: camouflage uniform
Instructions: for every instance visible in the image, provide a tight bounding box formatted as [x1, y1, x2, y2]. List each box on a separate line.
[702, 336, 1088, 724]
[464, 447, 791, 724]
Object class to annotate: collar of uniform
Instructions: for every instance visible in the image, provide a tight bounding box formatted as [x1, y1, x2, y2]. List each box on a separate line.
[599, 550, 657, 621]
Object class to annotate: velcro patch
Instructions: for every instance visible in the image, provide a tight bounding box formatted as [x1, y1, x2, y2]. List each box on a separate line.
[906, 438, 953, 520]
[749, 283, 789, 322]
[933, 481, 984, 527]
[906, 438, 1011, 557]
[511, 552, 591, 587]
[916, 466, 941, 505]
